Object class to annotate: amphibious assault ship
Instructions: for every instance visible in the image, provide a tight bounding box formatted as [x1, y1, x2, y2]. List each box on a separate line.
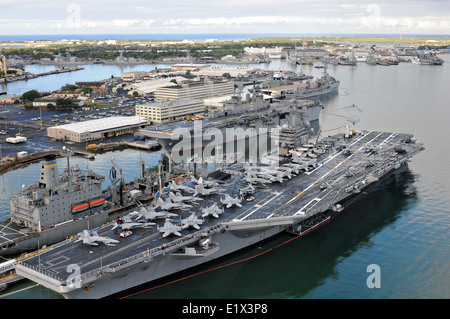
[0, 148, 159, 257]
[15, 126, 424, 298]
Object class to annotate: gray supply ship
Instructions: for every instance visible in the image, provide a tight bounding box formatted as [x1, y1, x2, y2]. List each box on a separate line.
[0, 148, 159, 257]
[15, 125, 424, 298]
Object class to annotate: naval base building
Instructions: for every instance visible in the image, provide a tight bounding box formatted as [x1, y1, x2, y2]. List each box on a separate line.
[47, 116, 148, 142]
[154, 80, 234, 101]
[135, 99, 204, 124]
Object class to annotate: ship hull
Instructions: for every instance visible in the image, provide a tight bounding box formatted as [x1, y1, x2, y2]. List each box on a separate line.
[60, 224, 284, 299]
[14, 130, 425, 299]
[58, 164, 403, 299]
[297, 82, 340, 99]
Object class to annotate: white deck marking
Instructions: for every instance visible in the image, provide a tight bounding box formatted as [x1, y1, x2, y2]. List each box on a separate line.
[282, 131, 385, 210]
[234, 191, 282, 221]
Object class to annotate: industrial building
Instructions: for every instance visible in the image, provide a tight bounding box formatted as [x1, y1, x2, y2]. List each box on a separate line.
[171, 63, 210, 71]
[122, 76, 187, 97]
[135, 99, 204, 123]
[121, 71, 148, 81]
[47, 116, 148, 142]
[154, 80, 234, 101]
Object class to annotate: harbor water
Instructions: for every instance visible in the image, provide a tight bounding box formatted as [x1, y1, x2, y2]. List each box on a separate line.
[1, 55, 449, 299]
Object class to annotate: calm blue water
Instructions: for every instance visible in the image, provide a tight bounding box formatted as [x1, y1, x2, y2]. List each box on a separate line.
[1, 55, 449, 299]
[0, 64, 173, 96]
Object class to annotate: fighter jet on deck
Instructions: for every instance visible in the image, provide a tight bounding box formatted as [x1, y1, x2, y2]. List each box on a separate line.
[134, 206, 177, 220]
[158, 220, 182, 237]
[168, 180, 195, 193]
[220, 194, 243, 208]
[201, 203, 224, 218]
[156, 197, 192, 210]
[181, 212, 204, 230]
[76, 230, 120, 247]
[193, 184, 224, 196]
[112, 215, 155, 230]
[169, 191, 203, 203]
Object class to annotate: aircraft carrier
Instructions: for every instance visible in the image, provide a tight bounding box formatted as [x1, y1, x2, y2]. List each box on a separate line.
[15, 128, 424, 299]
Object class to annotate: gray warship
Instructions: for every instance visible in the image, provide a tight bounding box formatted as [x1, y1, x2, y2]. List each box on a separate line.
[209, 89, 322, 123]
[412, 52, 444, 65]
[295, 67, 340, 98]
[261, 68, 340, 101]
[15, 102, 424, 298]
[0, 148, 159, 257]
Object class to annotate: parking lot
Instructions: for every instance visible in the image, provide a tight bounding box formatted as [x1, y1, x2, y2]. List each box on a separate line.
[0, 96, 156, 158]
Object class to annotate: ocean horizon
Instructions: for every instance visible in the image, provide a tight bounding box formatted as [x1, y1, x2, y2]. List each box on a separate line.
[0, 33, 449, 42]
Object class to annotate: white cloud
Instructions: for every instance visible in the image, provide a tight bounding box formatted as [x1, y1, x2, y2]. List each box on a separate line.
[0, 1, 448, 35]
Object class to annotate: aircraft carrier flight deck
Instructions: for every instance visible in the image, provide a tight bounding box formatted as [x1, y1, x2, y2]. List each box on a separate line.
[15, 130, 424, 298]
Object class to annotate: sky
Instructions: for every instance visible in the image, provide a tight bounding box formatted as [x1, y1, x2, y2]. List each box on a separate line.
[1, 0, 449, 35]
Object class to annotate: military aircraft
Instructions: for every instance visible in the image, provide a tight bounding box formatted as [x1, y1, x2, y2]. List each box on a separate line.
[168, 180, 195, 193]
[158, 220, 182, 237]
[343, 148, 353, 156]
[156, 197, 192, 210]
[190, 176, 217, 188]
[344, 168, 354, 177]
[220, 194, 243, 208]
[201, 203, 224, 218]
[283, 163, 303, 174]
[253, 170, 284, 183]
[272, 169, 292, 180]
[169, 191, 203, 203]
[365, 145, 378, 154]
[277, 166, 294, 176]
[76, 230, 120, 247]
[244, 171, 273, 185]
[193, 184, 224, 196]
[320, 181, 331, 190]
[134, 206, 177, 220]
[291, 153, 317, 169]
[245, 163, 289, 181]
[239, 184, 255, 195]
[181, 212, 204, 230]
[365, 160, 375, 167]
[291, 152, 316, 164]
[112, 215, 155, 230]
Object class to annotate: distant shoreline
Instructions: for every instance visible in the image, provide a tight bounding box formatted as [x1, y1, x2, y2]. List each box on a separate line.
[0, 33, 449, 45]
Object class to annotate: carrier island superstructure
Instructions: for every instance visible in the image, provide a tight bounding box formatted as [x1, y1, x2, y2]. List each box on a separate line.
[15, 105, 424, 298]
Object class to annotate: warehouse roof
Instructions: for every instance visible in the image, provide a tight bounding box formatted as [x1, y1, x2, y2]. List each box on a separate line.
[48, 116, 148, 134]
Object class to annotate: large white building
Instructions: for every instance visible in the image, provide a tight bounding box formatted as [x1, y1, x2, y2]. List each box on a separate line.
[47, 116, 148, 142]
[154, 80, 234, 102]
[244, 46, 284, 55]
[135, 100, 204, 123]
[122, 76, 187, 97]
